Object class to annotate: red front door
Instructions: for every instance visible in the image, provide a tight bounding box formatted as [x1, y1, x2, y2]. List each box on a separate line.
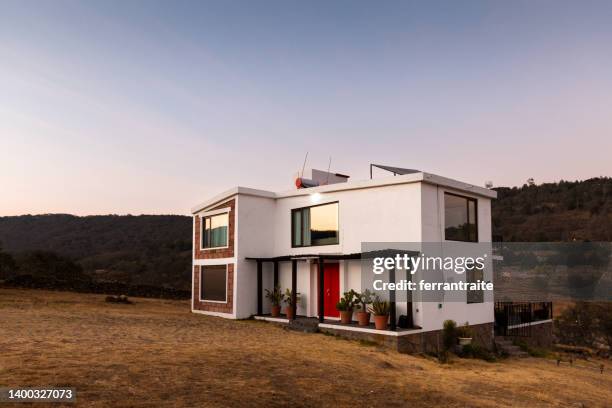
[319, 263, 340, 318]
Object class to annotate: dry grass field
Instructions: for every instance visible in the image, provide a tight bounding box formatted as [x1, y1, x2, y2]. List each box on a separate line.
[1, 288, 610, 407]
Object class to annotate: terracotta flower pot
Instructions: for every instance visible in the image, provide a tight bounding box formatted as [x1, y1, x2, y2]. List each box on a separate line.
[357, 311, 371, 326]
[285, 306, 295, 320]
[374, 314, 388, 330]
[340, 310, 353, 324]
[271, 305, 281, 317]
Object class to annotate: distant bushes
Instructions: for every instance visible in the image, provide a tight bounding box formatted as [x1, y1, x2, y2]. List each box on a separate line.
[0, 246, 189, 300]
[3, 273, 190, 300]
[555, 302, 612, 353]
[0, 214, 192, 290]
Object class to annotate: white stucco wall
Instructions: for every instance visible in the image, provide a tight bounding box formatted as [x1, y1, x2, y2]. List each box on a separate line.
[233, 183, 422, 318]
[418, 183, 494, 331]
[211, 177, 495, 330]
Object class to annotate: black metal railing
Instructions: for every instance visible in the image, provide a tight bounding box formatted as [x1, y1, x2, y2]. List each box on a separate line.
[494, 301, 553, 337]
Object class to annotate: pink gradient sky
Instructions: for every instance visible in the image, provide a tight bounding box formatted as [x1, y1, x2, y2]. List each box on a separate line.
[1, 1, 611, 216]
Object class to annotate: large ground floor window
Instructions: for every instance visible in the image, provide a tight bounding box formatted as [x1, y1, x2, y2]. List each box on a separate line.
[200, 265, 227, 302]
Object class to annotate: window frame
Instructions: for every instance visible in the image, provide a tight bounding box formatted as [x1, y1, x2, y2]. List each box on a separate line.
[200, 208, 230, 250]
[443, 192, 479, 243]
[291, 201, 340, 248]
[199, 264, 228, 303]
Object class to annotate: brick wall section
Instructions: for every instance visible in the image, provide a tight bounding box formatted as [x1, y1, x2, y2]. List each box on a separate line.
[193, 264, 234, 314]
[194, 199, 235, 259]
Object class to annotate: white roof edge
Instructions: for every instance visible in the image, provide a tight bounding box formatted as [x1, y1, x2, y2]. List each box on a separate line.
[190, 172, 496, 213]
[274, 172, 497, 199]
[422, 173, 497, 199]
[190, 187, 275, 214]
[275, 172, 425, 197]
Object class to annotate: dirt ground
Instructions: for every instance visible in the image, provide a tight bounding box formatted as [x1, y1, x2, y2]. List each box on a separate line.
[1, 289, 610, 407]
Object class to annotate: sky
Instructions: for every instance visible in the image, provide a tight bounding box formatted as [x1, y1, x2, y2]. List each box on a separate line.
[1, 0, 611, 216]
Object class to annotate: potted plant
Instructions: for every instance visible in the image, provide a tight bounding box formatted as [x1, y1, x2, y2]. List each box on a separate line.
[264, 286, 284, 317]
[335, 290, 357, 324]
[354, 289, 373, 326]
[283, 288, 301, 320]
[368, 296, 390, 330]
[456, 322, 473, 346]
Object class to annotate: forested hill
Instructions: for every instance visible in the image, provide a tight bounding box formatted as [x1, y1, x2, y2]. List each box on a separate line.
[0, 177, 610, 293]
[0, 214, 192, 290]
[492, 177, 612, 242]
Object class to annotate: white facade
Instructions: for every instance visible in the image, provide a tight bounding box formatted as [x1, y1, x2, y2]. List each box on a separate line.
[192, 171, 496, 334]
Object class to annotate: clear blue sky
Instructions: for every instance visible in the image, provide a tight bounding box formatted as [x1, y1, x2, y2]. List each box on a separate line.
[1, 0, 611, 215]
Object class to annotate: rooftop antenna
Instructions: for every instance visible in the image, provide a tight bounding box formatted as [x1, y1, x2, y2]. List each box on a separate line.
[326, 156, 332, 185]
[300, 152, 309, 178]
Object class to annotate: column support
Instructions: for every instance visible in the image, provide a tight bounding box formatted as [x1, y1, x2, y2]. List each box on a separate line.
[257, 260, 263, 316]
[291, 259, 297, 320]
[406, 263, 413, 328]
[273, 261, 279, 288]
[318, 257, 325, 323]
[389, 266, 397, 331]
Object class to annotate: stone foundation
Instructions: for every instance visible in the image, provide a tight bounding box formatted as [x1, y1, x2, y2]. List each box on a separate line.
[319, 322, 494, 355]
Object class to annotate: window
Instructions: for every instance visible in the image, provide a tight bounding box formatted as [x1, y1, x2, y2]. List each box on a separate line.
[202, 212, 229, 249]
[444, 193, 478, 242]
[200, 265, 227, 302]
[292, 202, 339, 247]
[467, 267, 484, 304]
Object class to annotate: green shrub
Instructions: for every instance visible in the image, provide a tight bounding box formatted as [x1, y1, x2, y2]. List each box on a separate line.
[336, 290, 358, 311]
[283, 289, 301, 306]
[264, 286, 284, 306]
[514, 339, 550, 358]
[368, 296, 390, 316]
[354, 289, 373, 312]
[460, 343, 496, 362]
[456, 322, 473, 338]
[442, 320, 457, 351]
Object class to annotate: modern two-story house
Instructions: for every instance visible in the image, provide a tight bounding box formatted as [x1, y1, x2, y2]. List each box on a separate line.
[191, 165, 498, 353]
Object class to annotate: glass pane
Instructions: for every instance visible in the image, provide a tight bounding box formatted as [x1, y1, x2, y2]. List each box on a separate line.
[204, 213, 228, 248]
[292, 210, 302, 246]
[310, 203, 338, 245]
[201, 265, 226, 301]
[445, 194, 477, 242]
[444, 194, 469, 241]
[303, 209, 311, 246]
[203, 217, 210, 248]
[468, 200, 477, 242]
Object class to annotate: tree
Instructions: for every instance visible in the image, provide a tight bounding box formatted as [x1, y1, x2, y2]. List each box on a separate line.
[0, 243, 16, 280]
[14, 250, 89, 282]
[555, 302, 596, 346]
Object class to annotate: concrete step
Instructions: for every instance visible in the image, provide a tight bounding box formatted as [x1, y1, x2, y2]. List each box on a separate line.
[508, 350, 529, 358]
[495, 339, 529, 358]
[287, 318, 319, 333]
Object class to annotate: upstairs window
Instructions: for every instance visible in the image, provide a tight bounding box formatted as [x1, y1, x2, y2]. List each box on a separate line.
[444, 193, 478, 242]
[202, 212, 229, 249]
[292, 202, 339, 247]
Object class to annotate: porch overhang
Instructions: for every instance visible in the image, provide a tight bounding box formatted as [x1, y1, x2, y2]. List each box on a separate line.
[245, 248, 419, 262]
[246, 249, 419, 330]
